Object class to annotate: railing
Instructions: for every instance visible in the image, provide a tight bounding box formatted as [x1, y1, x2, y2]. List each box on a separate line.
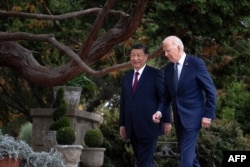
[154, 141, 179, 167]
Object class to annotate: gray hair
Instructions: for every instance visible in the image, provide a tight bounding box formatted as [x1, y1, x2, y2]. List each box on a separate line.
[163, 35, 184, 50]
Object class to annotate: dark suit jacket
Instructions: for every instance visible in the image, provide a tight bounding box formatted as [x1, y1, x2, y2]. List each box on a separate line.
[164, 54, 216, 128]
[119, 65, 171, 139]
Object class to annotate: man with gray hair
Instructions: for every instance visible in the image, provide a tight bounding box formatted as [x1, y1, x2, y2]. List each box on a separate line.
[161, 35, 216, 167]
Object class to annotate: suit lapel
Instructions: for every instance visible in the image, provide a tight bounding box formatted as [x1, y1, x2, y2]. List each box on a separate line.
[168, 63, 176, 91]
[178, 55, 190, 90]
[125, 70, 134, 97]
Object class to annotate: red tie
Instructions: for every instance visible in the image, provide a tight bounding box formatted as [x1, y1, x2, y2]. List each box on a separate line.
[132, 72, 139, 93]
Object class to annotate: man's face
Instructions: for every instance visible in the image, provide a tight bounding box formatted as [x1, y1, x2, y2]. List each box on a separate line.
[130, 49, 148, 71]
[163, 41, 181, 63]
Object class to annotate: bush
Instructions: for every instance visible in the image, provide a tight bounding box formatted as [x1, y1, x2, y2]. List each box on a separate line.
[100, 109, 135, 167]
[0, 134, 65, 167]
[19, 122, 32, 144]
[100, 109, 250, 167]
[84, 128, 103, 147]
[0, 134, 33, 161]
[49, 117, 70, 131]
[52, 87, 67, 121]
[56, 127, 75, 145]
[198, 119, 250, 167]
[1, 115, 27, 138]
[216, 81, 250, 134]
[52, 101, 67, 121]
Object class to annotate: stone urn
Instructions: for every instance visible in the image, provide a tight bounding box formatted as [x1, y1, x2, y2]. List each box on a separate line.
[80, 147, 106, 167]
[54, 145, 83, 167]
[53, 86, 82, 109]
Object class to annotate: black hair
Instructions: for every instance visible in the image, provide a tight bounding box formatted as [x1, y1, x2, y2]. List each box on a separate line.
[130, 43, 148, 54]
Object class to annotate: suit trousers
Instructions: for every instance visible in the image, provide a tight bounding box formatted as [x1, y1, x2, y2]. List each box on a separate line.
[175, 113, 201, 167]
[130, 131, 157, 167]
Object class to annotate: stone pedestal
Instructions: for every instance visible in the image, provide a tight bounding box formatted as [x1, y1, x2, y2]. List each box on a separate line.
[42, 130, 57, 152]
[30, 108, 103, 151]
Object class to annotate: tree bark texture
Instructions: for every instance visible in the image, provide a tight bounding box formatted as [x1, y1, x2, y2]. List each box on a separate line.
[0, 0, 154, 87]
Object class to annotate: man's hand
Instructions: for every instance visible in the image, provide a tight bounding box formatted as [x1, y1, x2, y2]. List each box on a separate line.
[164, 123, 172, 135]
[119, 126, 126, 140]
[152, 111, 162, 123]
[201, 117, 212, 129]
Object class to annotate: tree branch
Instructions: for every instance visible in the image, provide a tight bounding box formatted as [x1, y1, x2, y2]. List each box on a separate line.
[0, 8, 127, 20]
[86, 0, 148, 65]
[0, 1, 151, 87]
[78, 0, 117, 59]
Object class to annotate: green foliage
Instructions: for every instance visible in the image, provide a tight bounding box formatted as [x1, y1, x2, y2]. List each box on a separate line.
[216, 81, 250, 134]
[53, 87, 64, 107]
[52, 101, 67, 121]
[65, 75, 97, 102]
[144, 1, 250, 81]
[56, 127, 76, 145]
[213, 39, 250, 88]
[51, 87, 70, 132]
[198, 119, 250, 167]
[99, 107, 250, 167]
[19, 122, 32, 145]
[85, 75, 121, 112]
[0, 68, 51, 133]
[51, 87, 76, 145]
[84, 128, 104, 147]
[1, 115, 27, 138]
[52, 87, 67, 121]
[100, 108, 135, 167]
[146, 1, 250, 43]
[49, 117, 70, 131]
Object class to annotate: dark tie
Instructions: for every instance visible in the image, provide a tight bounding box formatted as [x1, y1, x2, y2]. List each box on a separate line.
[132, 71, 139, 93]
[173, 62, 179, 90]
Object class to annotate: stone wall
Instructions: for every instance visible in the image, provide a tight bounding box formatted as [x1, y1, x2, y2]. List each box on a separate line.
[30, 108, 103, 151]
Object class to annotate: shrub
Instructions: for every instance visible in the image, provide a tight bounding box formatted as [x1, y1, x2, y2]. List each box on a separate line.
[49, 117, 70, 131]
[24, 150, 65, 167]
[1, 115, 27, 138]
[84, 128, 103, 147]
[19, 122, 32, 144]
[100, 109, 135, 167]
[52, 87, 67, 121]
[0, 134, 33, 161]
[0, 134, 65, 167]
[198, 119, 250, 167]
[56, 127, 75, 145]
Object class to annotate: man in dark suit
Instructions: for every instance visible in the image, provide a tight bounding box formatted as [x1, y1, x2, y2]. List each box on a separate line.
[119, 43, 172, 167]
[162, 36, 217, 167]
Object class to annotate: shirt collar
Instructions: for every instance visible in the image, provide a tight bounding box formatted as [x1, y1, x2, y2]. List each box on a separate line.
[134, 64, 146, 74]
[178, 53, 186, 65]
